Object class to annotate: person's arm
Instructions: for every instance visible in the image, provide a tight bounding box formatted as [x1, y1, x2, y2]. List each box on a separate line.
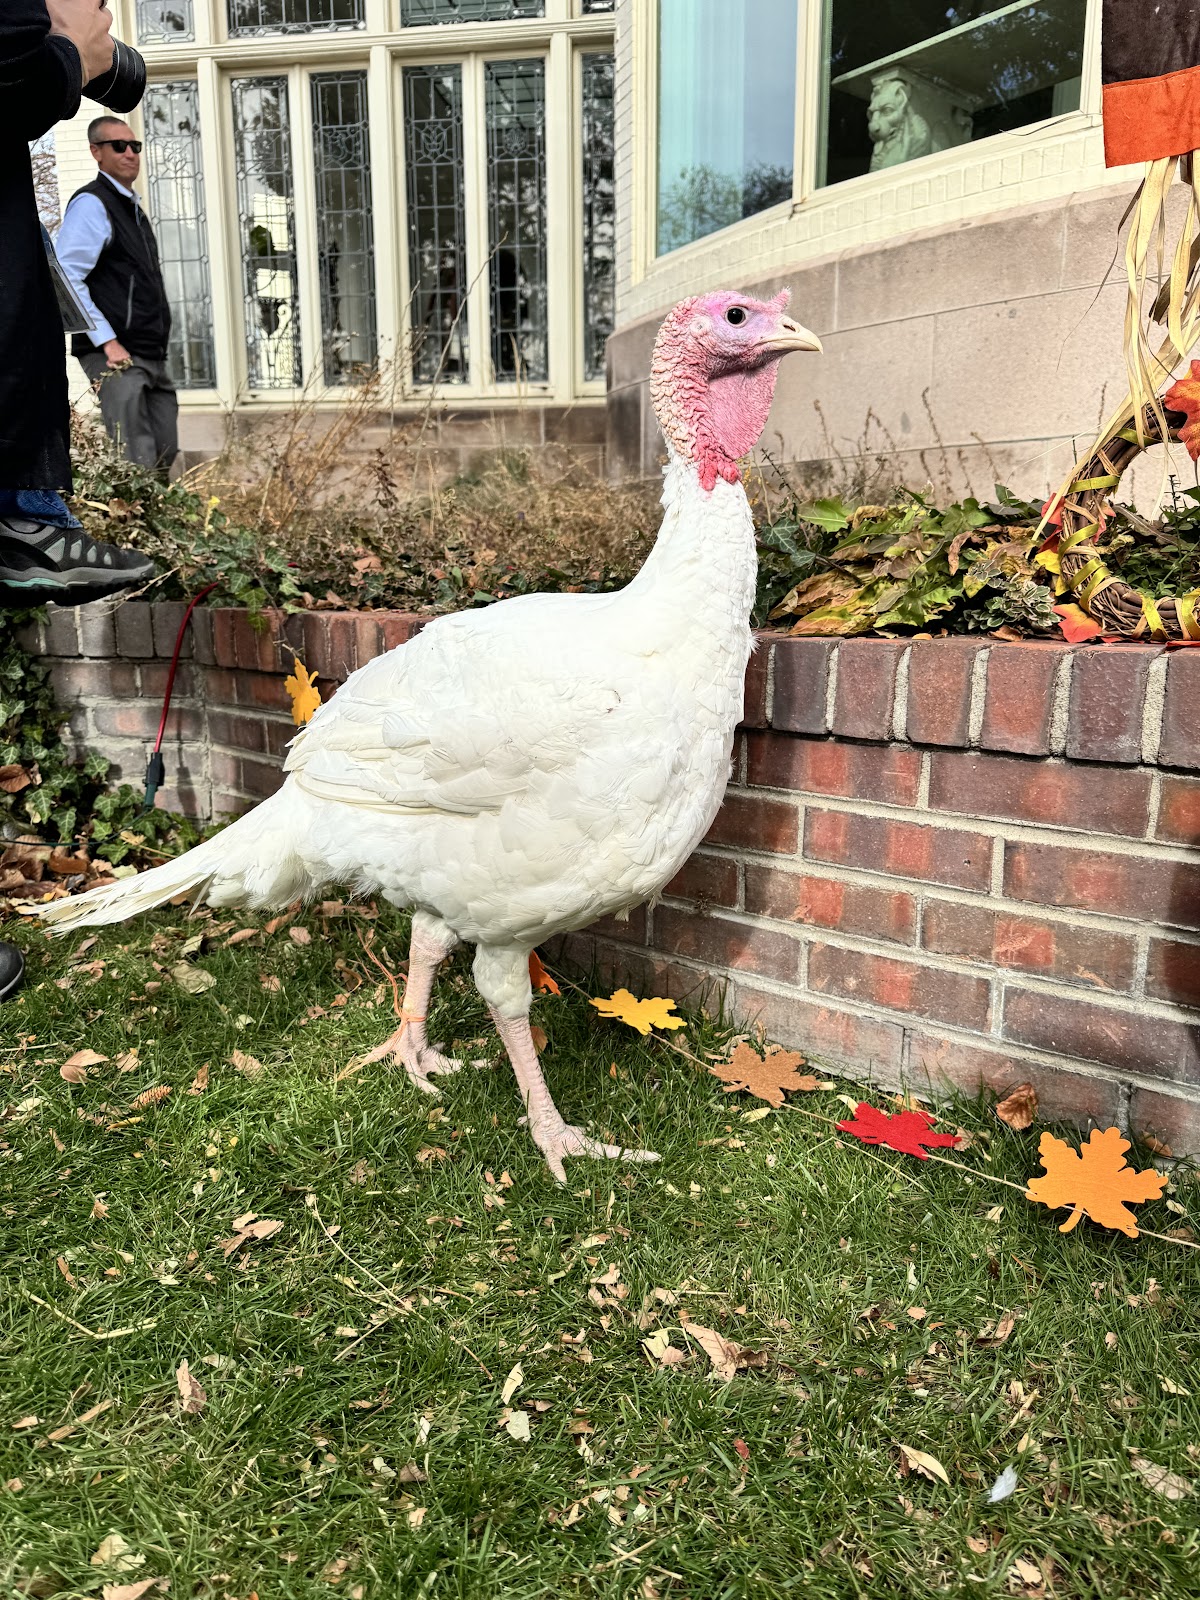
[0, 2, 114, 141]
[55, 194, 125, 358]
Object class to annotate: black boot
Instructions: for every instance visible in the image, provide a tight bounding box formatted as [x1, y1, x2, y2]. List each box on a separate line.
[0, 940, 25, 1003]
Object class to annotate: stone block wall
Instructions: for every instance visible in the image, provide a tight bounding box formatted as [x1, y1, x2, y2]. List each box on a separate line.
[15, 605, 1200, 1153]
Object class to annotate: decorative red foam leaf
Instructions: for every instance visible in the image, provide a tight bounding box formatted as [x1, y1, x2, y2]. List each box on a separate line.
[1053, 604, 1104, 643]
[836, 1101, 961, 1161]
[528, 951, 560, 995]
[1165, 360, 1200, 460]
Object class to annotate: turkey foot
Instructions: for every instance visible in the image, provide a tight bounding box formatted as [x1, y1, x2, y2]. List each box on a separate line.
[358, 1017, 462, 1094]
[489, 1006, 659, 1184]
[528, 1115, 660, 1187]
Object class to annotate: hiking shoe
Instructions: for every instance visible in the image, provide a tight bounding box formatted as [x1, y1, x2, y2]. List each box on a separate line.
[0, 940, 24, 1004]
[0, 514, 156, 604]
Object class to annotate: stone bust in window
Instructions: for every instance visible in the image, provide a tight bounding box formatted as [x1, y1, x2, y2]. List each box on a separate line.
[866, 68, 972, 172]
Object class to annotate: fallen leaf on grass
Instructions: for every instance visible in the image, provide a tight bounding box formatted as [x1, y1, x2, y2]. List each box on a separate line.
[101, 1581, 158, 1600]
[977, 1312, 1017, 1348]
[590, 989, 685, 1036]
[837, 1103, 960, 1160]
[112, 1051, 139, 1074]
[90, 1534, 143, 1573]
[288, 926, 311, 946]
[530, 1025, 548, 1054]
[225, 928, 259, 947]
[708, 1041, 819, 1108]
[1130, 1456, 1192, 1500]
[229, 1050, 264, 1079]
[1161, 1377, 1191, 1396]
[996, 1083, 1039, 1130]
[680, 1318, 767, 1383]
[897, 1443, 949, 1485]
[500, 1363, 524, 1406]
[171, 962, 216, 995]
[175, 1360, 206, 1415]
[1026, 1128, 1167, 1238]
[11, 1417, 39, 1431]
[188, 1064, 209, 1095]
[60, 1049, 106, 1082]
[46, 1397, 116, 1443]
[501, 1409, 531, 1441]
[1007, 1556, 1045, 1591]
[217, 1215, 283, 1256]
[91, 1196, 109, 1220]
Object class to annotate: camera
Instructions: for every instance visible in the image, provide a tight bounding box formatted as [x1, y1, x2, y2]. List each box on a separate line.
[85, 37, 146, 114]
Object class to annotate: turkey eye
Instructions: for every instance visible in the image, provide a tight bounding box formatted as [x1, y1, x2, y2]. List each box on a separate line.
[725, 306, 747, 326]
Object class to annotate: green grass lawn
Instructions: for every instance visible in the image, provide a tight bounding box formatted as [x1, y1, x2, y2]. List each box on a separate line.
[1, 900, 1198, 1600]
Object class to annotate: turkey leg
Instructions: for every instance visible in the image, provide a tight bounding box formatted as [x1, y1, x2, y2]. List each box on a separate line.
[488, 1007, 660, 1184]
[359, 914, 463, 1093]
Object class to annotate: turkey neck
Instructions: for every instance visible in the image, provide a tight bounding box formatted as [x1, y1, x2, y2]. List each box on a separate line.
[621, 450, 758, 657]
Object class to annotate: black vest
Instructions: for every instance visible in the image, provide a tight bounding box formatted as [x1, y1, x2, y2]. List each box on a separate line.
[68, 177, 171, 362]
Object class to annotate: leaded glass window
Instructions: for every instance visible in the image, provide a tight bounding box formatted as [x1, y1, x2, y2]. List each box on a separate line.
[485, 58, 547, 384]
[136, 1, 194, 43]
[143, 82, 215, 389]
[403, 65, 469, 385]
[226, 0, 364, 36]
[581, 53, 614, 382]
[311, 73, 377, 385]
[400, 0, 542, 24]
[231, 78, 302, 388]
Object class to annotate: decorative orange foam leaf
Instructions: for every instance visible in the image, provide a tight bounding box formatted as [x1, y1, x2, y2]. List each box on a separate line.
[528, 951, 560, 995]
[1164, 360, 1200, 460]
[1025, 1128, 1167, 1238]
[285, 660, 322, 726]
[708, 1041, 820, 1108]
[590, 989, 685, 1036]
[837, 1102, 960, 1160]
[1053, 604, 1104, 643]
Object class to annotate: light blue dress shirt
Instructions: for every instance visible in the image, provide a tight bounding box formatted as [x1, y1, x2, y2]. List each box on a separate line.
[54, 172, 142, 350]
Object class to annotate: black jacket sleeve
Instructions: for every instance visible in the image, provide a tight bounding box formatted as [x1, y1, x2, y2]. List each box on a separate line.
[0, 1, 83, 141]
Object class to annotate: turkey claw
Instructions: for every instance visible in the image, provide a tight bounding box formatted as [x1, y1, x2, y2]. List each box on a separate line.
[532, 1120, 660, 1186]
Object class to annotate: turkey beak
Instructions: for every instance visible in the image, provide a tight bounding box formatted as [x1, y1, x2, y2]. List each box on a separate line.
[758, 315, 823, 355]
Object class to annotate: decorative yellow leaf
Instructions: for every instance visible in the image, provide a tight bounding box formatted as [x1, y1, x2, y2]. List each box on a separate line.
[285, 659, 322, 726]
[1025, 1128, 1167, 1238]
[590, 988, 685, 1036]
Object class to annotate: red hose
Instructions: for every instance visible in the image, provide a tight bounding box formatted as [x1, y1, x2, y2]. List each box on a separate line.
[153, 581, 219, 755]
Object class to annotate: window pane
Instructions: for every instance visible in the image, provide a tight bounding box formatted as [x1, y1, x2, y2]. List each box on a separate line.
[486, 58, 547, 383]
[227, 0, 363, 35]
[231, 78, 302, 388]
[404, 65, 469, 385]
[311, 73, 377, 385]
[822, 0, 1086, 188]
[400, 0, 542, 24]
[581, 0, 615, 11]
[137, 2, 194, 43]
[143, 81, 215, 389]
[581, 53, 615, 383]
[656, 0, 796, 255]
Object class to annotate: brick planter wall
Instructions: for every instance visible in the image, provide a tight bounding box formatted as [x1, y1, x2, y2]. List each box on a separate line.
[15, 603, 1200, 1154]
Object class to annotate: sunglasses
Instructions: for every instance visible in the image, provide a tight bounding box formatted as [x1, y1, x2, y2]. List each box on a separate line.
[94, 139, 142, 153]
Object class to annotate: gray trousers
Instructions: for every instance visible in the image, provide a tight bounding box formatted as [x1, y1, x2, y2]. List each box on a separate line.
[79, 351, 179, 474]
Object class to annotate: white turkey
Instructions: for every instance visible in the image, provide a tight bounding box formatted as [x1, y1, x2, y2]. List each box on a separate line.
[30, 289, 821, 1180]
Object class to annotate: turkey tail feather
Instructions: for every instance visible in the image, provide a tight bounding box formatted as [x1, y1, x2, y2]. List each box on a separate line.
[25, 787, 313, 934]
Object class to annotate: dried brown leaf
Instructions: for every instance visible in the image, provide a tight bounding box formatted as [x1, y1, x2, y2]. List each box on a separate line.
[175, 1360, 206, 1415]
[996, 1083, 1039, 1131]
[229, 1050, 264, 1079]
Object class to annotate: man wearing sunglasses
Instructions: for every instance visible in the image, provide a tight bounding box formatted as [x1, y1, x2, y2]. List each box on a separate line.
[55, 114, 178, 475]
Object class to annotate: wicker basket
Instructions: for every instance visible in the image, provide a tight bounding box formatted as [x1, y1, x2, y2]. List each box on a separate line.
[1056, 403, 1200, 640]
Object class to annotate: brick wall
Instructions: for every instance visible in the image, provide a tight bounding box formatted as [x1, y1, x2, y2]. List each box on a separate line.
[15, 603, 424, 819]
[16, 605, 1200, 1154]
